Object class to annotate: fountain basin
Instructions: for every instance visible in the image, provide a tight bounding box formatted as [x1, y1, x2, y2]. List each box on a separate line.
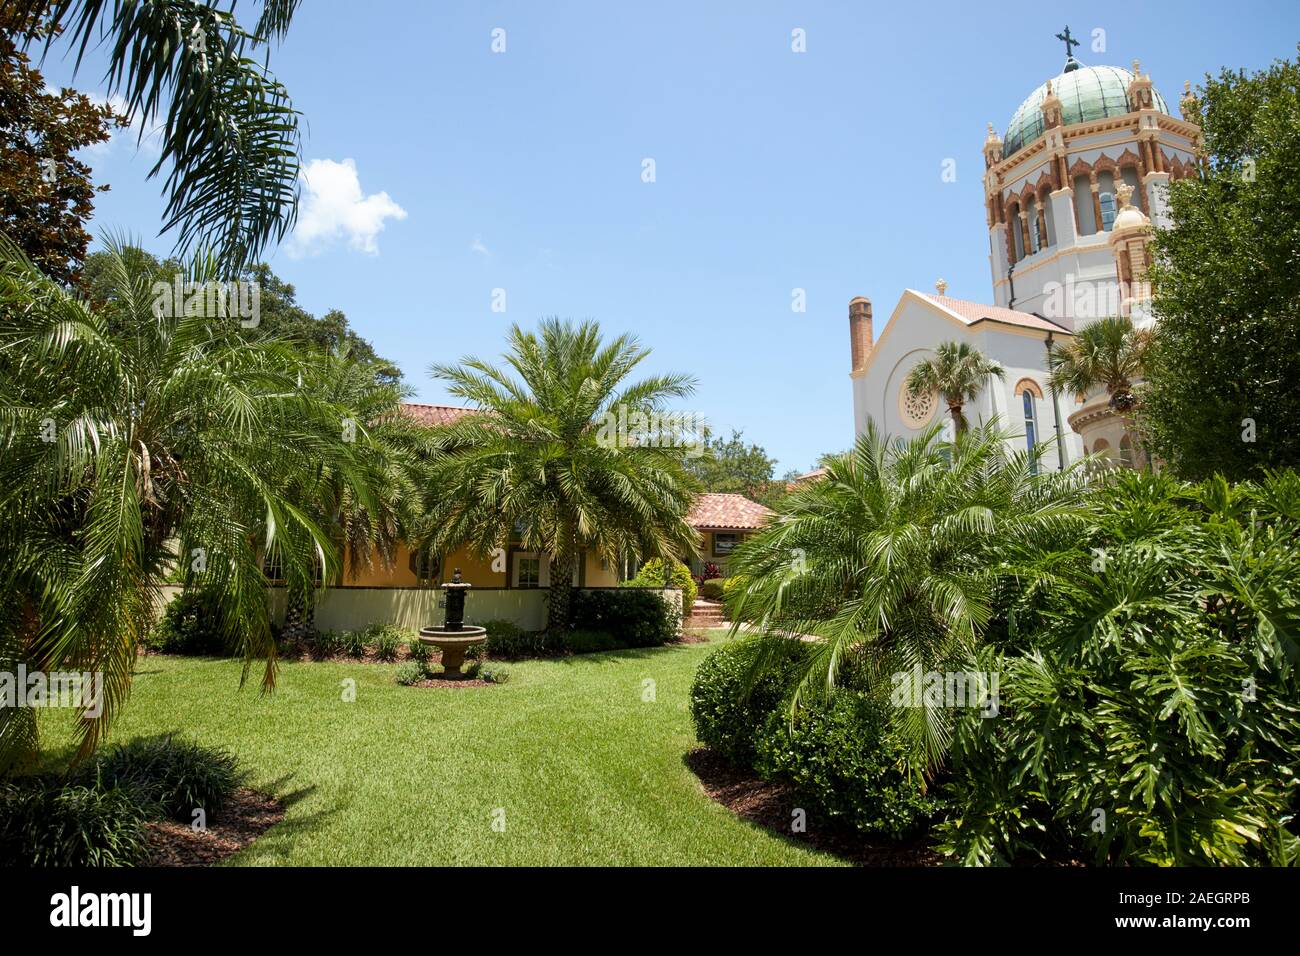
[419, 625, 487, 678]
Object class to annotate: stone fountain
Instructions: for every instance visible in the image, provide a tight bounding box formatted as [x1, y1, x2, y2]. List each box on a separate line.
[419, 568, 487, 678]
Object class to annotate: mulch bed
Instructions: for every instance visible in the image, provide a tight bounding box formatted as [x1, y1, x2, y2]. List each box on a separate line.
[402, 676, 492, 689]
[145, 788, 284, 866]
[685, 747, 943, 866]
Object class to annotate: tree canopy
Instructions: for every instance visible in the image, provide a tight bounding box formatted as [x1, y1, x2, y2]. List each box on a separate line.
[1143, 48, 1300, 479]
[0, 5, 121, 283]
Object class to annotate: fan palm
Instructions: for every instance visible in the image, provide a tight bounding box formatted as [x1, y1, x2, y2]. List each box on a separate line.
[722, 420, 1086, 778]
[422, 318, 702, 634]
[0, 232, 383, 768]
[905, 341, 1005, 434]
[13, 0, 303, 270]
[1047, 314, 1153, 413]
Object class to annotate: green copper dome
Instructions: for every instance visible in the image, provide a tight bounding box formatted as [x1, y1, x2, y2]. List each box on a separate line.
[1003, 64, 1171, 157]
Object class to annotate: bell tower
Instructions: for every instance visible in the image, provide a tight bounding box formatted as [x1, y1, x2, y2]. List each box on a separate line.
[983, 31, 1205, 327]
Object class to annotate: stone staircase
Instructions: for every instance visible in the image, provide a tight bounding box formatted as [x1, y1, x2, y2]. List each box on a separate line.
[686, 599, 725, 630]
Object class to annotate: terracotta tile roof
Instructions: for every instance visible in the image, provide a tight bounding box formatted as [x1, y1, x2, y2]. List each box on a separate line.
[688, 493, 772, 531]
[400, 403, 476, 427]
[793, 467, 827, 482]
[916, 291, 1072, 335]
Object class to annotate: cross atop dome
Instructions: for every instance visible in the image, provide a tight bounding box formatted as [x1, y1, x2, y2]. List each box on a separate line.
[1055, 26, 1082, 72]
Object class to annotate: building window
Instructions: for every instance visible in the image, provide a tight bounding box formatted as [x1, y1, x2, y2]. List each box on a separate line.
[516, 556, 540, 588]
[713, 533, 739, 556]
[1099, 191, 1116, 231]
[1022, 391, 1039, 474]
[409, 549, 440, 583]
[262, 549, 284, 583]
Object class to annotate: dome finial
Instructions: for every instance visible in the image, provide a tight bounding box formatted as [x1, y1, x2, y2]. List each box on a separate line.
[935, 278, 948, 296]
[1055, 25, 1081, 71]
[1131, 58, 1141, 76]
[1115, 180, 1134, 210]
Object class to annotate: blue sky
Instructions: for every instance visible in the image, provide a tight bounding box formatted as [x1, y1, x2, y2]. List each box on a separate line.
[42, 0, 1299, 473]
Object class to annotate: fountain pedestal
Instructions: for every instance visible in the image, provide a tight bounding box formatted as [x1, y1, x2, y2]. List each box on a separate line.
[418, 568, 486, 678]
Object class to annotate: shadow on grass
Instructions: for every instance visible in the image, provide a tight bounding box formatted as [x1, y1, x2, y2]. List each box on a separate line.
[220, 773, 334, 866]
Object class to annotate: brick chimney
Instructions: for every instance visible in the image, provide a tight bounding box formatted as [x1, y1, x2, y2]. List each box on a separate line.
[849, 296, 872, 375]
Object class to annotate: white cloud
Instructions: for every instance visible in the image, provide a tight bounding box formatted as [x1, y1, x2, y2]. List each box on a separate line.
[469, 235, 491, 257]
[286, 158, 407, 257]
[79, 93, 165, 160]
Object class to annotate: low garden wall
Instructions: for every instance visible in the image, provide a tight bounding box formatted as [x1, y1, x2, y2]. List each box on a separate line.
[155, 584, 683, 634]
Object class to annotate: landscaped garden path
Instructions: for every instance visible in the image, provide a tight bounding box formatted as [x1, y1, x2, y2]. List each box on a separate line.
[74, 635, 842, 866]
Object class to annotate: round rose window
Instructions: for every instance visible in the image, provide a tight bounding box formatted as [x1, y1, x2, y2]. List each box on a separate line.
[899, 384, 937, 428]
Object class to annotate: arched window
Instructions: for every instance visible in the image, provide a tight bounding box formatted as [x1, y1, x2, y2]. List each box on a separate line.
[1010, 204, 1024, 260]
[1026, 197, 1040, 254]
[1022, 391, 1039, 473]
[1099, 191, 1117, 231]
[1119, 434, 1135, 469]
[1091, 438, 1112, 467]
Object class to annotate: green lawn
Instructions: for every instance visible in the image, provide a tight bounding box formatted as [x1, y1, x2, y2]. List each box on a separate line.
[52, 635, 843, 866]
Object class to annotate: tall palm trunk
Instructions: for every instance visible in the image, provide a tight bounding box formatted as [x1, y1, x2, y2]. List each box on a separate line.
[546, 521, 579, 635]
[948, 401, 965, 435]
[281, 586, 314, 643]
[547, 548, 577, 635]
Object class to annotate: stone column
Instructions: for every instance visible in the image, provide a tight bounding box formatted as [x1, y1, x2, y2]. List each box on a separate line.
[1089, 172, 1103, 234]
[1049, 187, 1078, 249]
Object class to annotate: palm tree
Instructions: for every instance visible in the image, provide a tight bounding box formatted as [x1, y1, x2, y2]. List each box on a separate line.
[277, 346, 430, 642]
[1047, 315, 1153, 413]
[905, 341, 1005, 434]
[723, 420, 1086, 778]
[0, 233, 382, 768]
[422, 319, 702, 634]
[13, 0, 303, 269]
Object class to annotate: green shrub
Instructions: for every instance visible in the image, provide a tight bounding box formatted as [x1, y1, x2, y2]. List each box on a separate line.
[480, 665, 511, 684]
[689, 638, 806, 765]
[481, 619, 555, 658]
[73, 734, 246, 822]
[395, 662, 427, 686]
[312, 630, 344, 658]
[366, 623, 405, 662]
[622, 557, 697, 610]
[566, 629, 621, 654]
[150, 589, 231, 656]
[340, 629, 369, 658]
[698, 579, 724, 601]
[406, 638, 431, 663]
[938, 471, 1300, 866]
[754, 690, 942, 839]
[571, 588, 675, 647]
[0, 777, 150, 866]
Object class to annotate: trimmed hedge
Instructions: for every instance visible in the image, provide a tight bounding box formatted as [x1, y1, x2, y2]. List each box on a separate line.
[622, 558, 697, 611]
[689, 639, 806, 765]
[754, 690, 943, 839]
[690, 639, 939, 838]
[571, 588, 676, 647]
